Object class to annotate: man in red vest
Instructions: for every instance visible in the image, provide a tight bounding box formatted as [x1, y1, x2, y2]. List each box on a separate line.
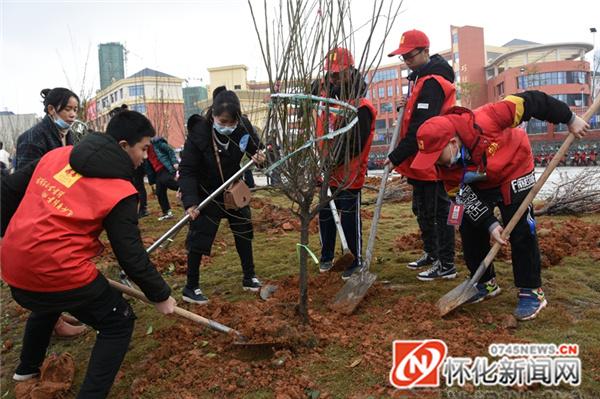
[315, 47, 378, 280]
[1, 110, 176, 398]
[410, 90, 589, 320]
[385, 29, 457, 281]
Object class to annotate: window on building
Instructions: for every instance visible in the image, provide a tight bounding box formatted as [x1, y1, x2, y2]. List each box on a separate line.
[129, 85, 144, 97]
[378, 87, 385, 98]
[550, 93, 589, 107]
[371, 69, 399, 83]
[452, 32, 459, 44]
[387, 85, 393, 97]
[401, 69, 408, 78]
[380, 102, 393, 113]
[526, 118, 548, 135]
[517, 71, 588, 89]
[402, 85, 409, 95]
[496, 82, 505, 97]
[372, 88, 377, 99]
[130, 103, 146, 113]
[234, 84, 241, 90]
[375, 119, 386, 131]
[120, 88, 123, 98]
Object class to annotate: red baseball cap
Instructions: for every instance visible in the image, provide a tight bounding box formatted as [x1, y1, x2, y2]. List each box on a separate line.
[410, 116, 455, 170]
[388, 29, 430, 57]
[325, 47, 354, 72]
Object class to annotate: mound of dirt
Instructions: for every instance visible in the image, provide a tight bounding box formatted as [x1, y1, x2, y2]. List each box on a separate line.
[251, 197, 318, 234]
[392, 217, 600, 268]
[126, 271, 522, 398]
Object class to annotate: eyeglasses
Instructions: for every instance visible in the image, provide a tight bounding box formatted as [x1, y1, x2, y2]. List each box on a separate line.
[400, 48, 424, 62]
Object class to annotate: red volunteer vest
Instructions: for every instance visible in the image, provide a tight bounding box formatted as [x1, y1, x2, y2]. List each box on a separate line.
[396, 74, 455, 181]
[316, 98, 377, 189]
[439, 104, 535, 204]
[1, 146, 137, 292]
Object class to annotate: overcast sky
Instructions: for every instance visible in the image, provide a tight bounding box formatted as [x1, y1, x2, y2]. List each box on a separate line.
[1, 0, 599, 115]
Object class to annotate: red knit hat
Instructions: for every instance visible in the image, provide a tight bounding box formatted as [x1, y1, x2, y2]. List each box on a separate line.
[388, 29, 430, 57]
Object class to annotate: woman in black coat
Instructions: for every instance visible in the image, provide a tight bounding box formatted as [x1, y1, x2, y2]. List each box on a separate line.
[178, 87, 265, 304]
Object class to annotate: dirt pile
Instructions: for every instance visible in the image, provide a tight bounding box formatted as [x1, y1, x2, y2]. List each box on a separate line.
[15, 353, 74, 399]
[393, 217, 600, 268]
[251, 197, 319, 234]
[126, 272, 521, 398]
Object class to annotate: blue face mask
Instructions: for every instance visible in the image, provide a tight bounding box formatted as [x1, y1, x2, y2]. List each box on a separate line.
[213, 121, 237, 136]
[53, 115, 72, 130]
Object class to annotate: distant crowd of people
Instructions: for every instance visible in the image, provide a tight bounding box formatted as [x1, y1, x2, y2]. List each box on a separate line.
[532, 142, 598, 167]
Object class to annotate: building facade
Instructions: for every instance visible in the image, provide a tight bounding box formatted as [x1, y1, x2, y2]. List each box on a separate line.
[366, 26, 599, 166]
[183, 86, 208, 121]
[86, 68, 186, 148]
[98, 43, 125, 91]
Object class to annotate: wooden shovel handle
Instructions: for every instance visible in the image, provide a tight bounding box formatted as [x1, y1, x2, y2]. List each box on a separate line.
[107, 278, 240, 336]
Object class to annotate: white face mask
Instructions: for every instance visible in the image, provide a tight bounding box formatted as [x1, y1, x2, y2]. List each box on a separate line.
[213, 121, 237, 136]
[448, 143, 461, 167]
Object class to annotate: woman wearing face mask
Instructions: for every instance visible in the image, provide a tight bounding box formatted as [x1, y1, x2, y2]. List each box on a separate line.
[178, 86, 265, 304]
[12, 87, 87, 338]
[15, 88, 80, 170]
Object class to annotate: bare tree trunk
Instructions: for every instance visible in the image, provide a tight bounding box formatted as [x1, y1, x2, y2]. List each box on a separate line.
[297, 209, 311, 324]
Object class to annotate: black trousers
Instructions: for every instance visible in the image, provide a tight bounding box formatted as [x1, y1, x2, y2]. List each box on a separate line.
[459, 188, 542, 288]
[11, 276, 136, 399]
[185, 200, 255, 287]
[156, 169, 179, 214]
[133, 166, 147, 211]
[411, 180, 455, 264]
[319, 188, 362, 269]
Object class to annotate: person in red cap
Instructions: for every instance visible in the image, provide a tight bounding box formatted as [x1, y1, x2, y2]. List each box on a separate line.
[411, 90, 589, 320]
[385, 29, 457, 281]
[313, 47, 378, 280]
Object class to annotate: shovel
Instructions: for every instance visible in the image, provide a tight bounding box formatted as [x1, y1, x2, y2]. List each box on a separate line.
[117, 162, 258, 288]
[108, 278, 280, 349]
[437, 97, 600, 317]
[146, 160, 256, 253]
[327, 187, 356, 272]
[108, 278, 247, 342]
[330, 108, 404, 314]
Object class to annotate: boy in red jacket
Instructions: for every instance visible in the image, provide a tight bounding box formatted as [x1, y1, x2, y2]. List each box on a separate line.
[1, 111, 176, 398]
[410, 90, 588, 320]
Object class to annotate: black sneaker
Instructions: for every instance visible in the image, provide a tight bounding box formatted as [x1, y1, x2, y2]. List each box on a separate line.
[416, 260, 457, 281]
[243, 276, 262, 292]
[341, 264, 363, 281]
[319, 260, 333, 273]
[407, 252, 437, 270]
[182, 287, 209, 305]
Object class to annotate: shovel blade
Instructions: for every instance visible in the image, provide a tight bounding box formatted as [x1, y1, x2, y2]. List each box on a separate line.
[330, 270, 377, 315]
[330, 252, 355, 272]
[259, 284, 278, 300]
[437, 279, 479, 317]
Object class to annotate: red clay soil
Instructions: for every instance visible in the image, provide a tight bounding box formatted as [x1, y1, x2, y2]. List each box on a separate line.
[15, 353, 75, 399]
[124, 272, 521, 398]
[251, 198, 319, 234]
[393, 217, 600, 268]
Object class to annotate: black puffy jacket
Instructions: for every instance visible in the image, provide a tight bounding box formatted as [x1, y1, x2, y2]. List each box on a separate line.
[178, 116, 260, 209]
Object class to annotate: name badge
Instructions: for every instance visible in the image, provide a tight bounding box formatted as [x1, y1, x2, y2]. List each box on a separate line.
[447, 202, 464, 226]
